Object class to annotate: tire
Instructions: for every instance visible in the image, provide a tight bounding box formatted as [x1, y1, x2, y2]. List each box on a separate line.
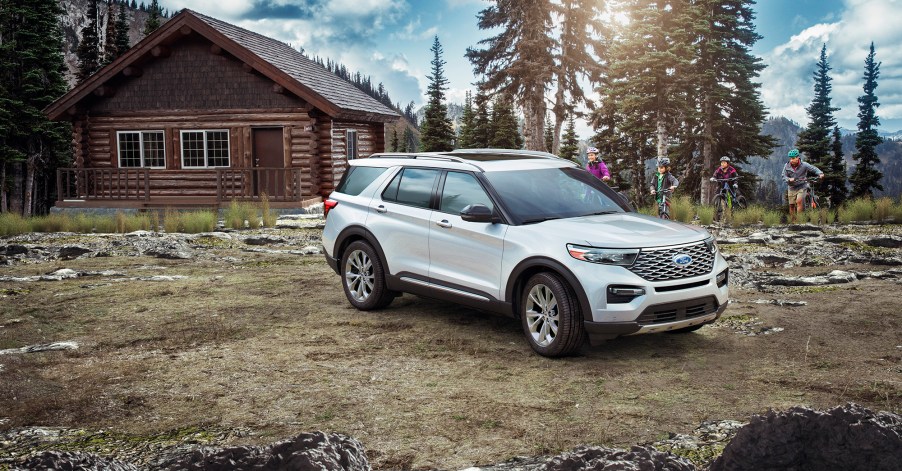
[340, 240, 395, 311]
[735, 195, 747, 210]
[520, 272, 586, 357]
[714, 196, 725, 221]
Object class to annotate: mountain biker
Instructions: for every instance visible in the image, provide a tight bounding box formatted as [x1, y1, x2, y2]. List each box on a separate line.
[585, 147, 611, 181]
[649, 157, 679, 206]
[782, 149, 824, 222]
[712, 156, 742, 198]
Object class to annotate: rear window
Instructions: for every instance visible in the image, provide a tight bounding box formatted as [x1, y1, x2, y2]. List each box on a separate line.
[335, 166, 389, 196]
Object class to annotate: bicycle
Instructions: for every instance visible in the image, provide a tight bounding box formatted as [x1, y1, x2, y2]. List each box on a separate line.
[649, 188, 674, 219]
[710, 176, 747, 221]
[793, 177, 820, 212]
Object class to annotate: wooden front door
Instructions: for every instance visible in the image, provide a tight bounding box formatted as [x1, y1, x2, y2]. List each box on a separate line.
[252, 127, 285, 198]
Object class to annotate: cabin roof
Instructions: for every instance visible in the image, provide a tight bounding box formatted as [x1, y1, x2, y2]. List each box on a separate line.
[46, 9, 399, 122]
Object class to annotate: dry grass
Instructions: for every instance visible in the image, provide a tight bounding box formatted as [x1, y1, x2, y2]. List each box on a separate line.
[1, 229, 900, 469]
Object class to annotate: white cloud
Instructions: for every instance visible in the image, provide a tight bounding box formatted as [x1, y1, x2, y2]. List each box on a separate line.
[760, 0, 902, 130]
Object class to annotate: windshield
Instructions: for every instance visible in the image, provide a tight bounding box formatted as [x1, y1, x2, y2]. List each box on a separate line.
[483, 167, 628, 224]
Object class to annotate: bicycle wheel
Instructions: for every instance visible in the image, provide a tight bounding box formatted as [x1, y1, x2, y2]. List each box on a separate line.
[735, 195, 748, 210]
[714, 196, 725, 221]
[804, 191, 817, 211]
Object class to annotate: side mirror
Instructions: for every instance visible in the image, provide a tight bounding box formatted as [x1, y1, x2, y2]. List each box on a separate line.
[460, 204, 495, 223]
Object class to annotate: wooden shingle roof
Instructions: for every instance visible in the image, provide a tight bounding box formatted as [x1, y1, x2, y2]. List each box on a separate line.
[46, 9, 399, 122]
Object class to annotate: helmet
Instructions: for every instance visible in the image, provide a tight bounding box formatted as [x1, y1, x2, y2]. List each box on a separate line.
[657, 157, 670, 167]
[587, 147, 599, 154]
[788, 149, 800, 158]
[720, 156, 731, 162]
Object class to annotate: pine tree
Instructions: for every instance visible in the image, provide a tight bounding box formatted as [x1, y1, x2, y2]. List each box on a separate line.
[489, 94, 522, 149]
[466, 0, 555, 151]
[76, 0, 102, 82]
[143, 0, 161, 36]
[796, 45, 839, 169]
[850, 42, 883, 198]
[688, 0, 775, 203]
[550, 0, 605, 154]
[827, 126, 848, 207]
[471, 90, 492, 148]
[543, 115, 554, 153]
[102, 0, 118, 65]
[419, 36, 455, 152]
[457, 91, 476, 148]
[402, 126, 418, 152]
[389, 127, 400, 152]
[0, 0, 71, 215]
[558, 116, 579, 163]
[114, 2, 130, 57]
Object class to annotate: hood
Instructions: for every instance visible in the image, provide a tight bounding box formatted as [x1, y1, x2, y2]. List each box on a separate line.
[537, 212, 709, 249]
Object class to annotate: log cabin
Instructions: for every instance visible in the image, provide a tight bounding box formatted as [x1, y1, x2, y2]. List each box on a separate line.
[45, 9, 399, 210]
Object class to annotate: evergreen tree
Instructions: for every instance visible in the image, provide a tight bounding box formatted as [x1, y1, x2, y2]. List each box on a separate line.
[543, 115, 554, 153]
[389, 127, 400, 152]
[103, 0, 118, 65]
[489, 94, 522, 149]
[114, 2, 130, 57]
[558, 115, 579, 163]
[827, 126, 848, 207]
[688, 0, 775, 203]
[402, 126, 418, 152]
[550, 0, 605, 154]
[143, 0, 161, 36]
[419, 36, 455, 152]
[471, 90, 492, 148]
[0, 0, 71, 215]
[796, 44, 839, 169]
[76, 0, 102, 82]
[466, 0, 555, 150]
[457, 90, 476, 148]
[850, 42, 883, 198]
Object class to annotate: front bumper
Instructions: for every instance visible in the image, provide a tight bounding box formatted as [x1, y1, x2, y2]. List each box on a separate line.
[583, 296, 728, 345]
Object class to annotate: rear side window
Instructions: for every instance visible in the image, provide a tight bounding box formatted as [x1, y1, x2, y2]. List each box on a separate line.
[382, 167, 440, 209]
[335, 166, 388, 196]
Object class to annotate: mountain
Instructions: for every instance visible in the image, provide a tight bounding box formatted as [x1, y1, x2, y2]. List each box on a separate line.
[415, 102, 465, 131]
[751, 116, 902, 203]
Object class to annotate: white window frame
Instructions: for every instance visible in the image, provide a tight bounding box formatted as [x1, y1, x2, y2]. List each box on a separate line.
[346, 129, 358, 160]
[116, 130, 166, 168]
[180, 129, 231, 168]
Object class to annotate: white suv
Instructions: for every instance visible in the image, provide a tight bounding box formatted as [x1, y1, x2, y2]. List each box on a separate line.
[322, 150, 729, 357]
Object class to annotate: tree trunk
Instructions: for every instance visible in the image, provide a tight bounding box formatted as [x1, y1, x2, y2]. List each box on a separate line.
[0, 163, 7, 213]
[523, 96, 546, 151]
[24, 154, 38, 217]
[700, 97, 714, 204]
[552, 50, 568, 155]
[656, 118, 667, 160]
[9, 162, 24, 215]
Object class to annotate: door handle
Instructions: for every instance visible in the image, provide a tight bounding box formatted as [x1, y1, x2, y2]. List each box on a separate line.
[375, 205, 387, 213]
[436, 220, 452, 229]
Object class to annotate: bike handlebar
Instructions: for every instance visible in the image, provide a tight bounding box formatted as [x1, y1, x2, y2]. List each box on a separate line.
[710, 177, 739, 182]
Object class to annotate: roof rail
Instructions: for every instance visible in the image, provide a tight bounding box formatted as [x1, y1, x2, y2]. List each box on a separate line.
[367, 153, 484, 170]
[444, 148, 563, 160]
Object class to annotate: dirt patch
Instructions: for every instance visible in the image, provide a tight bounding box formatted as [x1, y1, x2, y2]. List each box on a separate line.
[1, 225, 900, 469]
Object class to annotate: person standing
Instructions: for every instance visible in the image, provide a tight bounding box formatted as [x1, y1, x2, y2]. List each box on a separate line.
[783, 149, 824, 222]
[585, 147, 611, 182]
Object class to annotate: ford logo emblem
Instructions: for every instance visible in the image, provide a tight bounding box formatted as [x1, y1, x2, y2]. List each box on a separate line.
[672, 254, 692, 266]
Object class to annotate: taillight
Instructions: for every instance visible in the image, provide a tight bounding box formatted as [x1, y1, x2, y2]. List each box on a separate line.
[323, 199, 338, 218]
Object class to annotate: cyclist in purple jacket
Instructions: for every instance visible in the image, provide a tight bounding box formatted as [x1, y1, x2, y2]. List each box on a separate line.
[585, 147, 610, 182]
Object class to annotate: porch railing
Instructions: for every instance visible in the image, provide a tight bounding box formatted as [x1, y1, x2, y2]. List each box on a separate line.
[57, 168, 150, 201]
[215, 168, 304, 202]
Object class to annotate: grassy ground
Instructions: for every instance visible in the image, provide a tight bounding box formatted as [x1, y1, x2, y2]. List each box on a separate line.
[1, 227, 900, 469]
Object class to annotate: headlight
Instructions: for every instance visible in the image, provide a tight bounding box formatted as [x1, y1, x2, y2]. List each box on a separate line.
[567, 244, 639, 266]
[705, 236, 718, 254]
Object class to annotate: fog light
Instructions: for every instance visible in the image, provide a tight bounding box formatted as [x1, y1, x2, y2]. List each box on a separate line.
[716, 269, 728, 287]
[607, 285, 645, 304]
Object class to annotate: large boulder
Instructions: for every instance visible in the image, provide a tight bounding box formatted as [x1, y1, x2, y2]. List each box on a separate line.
[710, 403, 902, 471]
[18, 450, 138, 471]
[540, 445, 695, 471]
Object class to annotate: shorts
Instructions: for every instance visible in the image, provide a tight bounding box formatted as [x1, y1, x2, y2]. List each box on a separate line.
[787, 186, 806, 204]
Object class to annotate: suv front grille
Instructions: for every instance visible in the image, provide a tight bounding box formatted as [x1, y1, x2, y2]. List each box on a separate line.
[628, 241, 714, 282]
[636, 296, 719, 325]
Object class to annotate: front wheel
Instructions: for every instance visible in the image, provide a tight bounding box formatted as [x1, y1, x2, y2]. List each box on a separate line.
[520, 272, 586, 357]
[341, 240, 395, 310]
[713, 196, 726, 221]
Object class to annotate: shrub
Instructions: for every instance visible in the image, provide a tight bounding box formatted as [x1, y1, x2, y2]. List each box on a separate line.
[696, 205, 715, 225]
[733, 205, 765, 226]
[874, 197, 893, 222]
[115, 212, 151, 233]
[261, 193, 277, 228]
[224, 200, 258, 229]
[892, 200, 902, 223]
[762, 210, 782, 227]
[670, 196, 694, 223]
[163, 208, 181, 233]
[180, 211, 217, 233]
[838, 198, 875, 223]
[0, 212, 31, 236]
[32, 213, 75, 232]
[92, 214, 117, 233]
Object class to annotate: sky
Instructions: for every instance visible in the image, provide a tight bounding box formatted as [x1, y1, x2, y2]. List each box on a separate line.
[156, 0, 902, 136]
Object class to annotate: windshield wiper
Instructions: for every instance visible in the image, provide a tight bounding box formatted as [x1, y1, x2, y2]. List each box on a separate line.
[521, 216, 562, 224]
[586, 210, 619, 216]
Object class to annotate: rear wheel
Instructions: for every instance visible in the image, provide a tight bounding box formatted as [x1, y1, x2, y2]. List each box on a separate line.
[520, 272, 586, 357]
[341, 240, 395, 310]
[734, 195, 748, 210]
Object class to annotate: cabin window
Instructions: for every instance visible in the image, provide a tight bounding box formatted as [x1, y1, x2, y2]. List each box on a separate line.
[117, 131, 165, 168]
[346, 130, 358, 160]
[181, 130, 230, 168]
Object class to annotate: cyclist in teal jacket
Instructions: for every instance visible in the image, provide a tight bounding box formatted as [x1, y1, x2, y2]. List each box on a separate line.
[782, 149, 824, 222]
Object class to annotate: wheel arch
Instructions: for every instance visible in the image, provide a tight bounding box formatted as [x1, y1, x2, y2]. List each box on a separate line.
[334, 225, 391, 275]
[505, 257, 592, 322]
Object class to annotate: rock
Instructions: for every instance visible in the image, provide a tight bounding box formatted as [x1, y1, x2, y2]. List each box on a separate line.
[41, 268, 80, 281]
[299, 245, 322, 255]
[0, 341, 78, 355]
[751, 299, 807, 306]
[540, 445, 696, 471]
[824, 235, 860, 244]
[866, 235, 902, 248]
[243, 235, 286, 246]
[767, 270, 857, 286]
[710, 404, 902, 471]
[786, 224, 823, 232]
[124, 230, 154, 237]
[139, 275, 188, 282]
[18, 451, 138, 471]
[0, 244, 29, 256]
[157, 431, 370, 471]
[58, 246, 92, 260]
[194, 232, 232, 240]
